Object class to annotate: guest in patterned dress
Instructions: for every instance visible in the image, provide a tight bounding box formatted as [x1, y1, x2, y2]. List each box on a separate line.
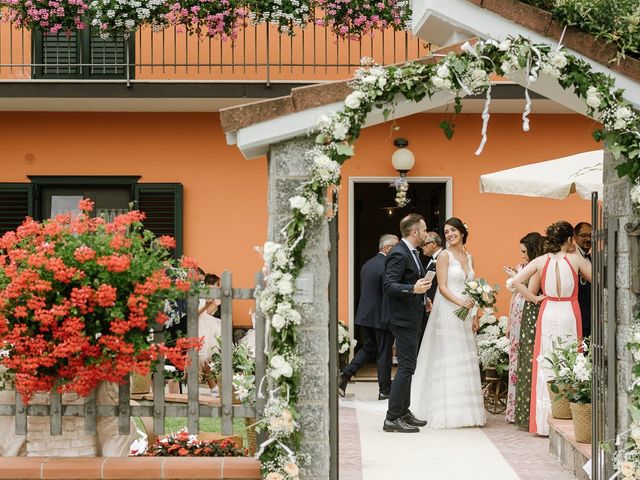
[511, 233, 545, 428]
[503, 235, 536, 421]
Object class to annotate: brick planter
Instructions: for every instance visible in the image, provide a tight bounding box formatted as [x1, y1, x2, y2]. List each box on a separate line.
[0, 456, 261, 480]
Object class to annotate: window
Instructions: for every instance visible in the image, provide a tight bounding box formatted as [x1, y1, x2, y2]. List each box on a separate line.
[32, 30, 134, 79]
[0, 177, 183, 256]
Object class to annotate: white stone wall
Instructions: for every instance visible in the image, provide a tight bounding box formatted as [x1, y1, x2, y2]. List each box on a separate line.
[604, 149, 639, 432]
[268, 138, 331, 479]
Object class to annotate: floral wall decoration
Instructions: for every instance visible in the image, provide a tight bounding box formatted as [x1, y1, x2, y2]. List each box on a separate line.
[253, 34, 639, 478]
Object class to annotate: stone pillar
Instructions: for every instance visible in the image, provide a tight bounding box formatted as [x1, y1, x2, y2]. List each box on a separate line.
[603, 149, 639, 431]
[268, 137, 330, 480]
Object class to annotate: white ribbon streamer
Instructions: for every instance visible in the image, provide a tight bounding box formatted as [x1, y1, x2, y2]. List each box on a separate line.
[522, 88, 531, 132]
[255, 437, 297, 461]
[608, 471, 621, 480]
[475, 83, 492, 155]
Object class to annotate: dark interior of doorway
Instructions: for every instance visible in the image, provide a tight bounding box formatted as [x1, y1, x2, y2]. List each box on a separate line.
[352, 181, 447, 367]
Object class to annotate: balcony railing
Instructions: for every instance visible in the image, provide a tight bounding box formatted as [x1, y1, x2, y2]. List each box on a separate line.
[0, 22, 431, 83]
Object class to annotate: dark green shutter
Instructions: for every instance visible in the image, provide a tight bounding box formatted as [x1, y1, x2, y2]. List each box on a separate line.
[33, 31, 81, 78]
[134, 184, 183, 257]
[87, 30, 134, 79]
[0, 183, 33, 236]
[32, 29, 134, 79]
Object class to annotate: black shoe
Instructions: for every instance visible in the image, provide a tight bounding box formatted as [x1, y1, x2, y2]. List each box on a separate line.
[338, 373, 348, 397]
[383, 418, 420, 433]
[378, 392, 390, 401]
[402, 411, 427, 427]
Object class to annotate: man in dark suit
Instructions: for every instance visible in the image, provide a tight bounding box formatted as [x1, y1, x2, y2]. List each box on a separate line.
[574, 222, 592, 338]
[418, 231, 443, 349]
[383, 214, 432, 433]
[338, 234, 399, 399]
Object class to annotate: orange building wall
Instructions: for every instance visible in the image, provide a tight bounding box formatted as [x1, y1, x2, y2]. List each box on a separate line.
[0, 111, 597, 325]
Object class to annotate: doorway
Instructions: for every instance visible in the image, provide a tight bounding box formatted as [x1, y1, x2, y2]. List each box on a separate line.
[348, 177, 452, 361]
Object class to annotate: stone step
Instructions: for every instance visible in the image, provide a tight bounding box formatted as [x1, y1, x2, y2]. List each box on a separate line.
[549, 417, 591, 480]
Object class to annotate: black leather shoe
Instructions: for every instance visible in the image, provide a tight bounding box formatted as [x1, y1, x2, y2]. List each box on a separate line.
[402, 411, 427, 427]
[338, 373, 348, 397]
[383, 418, 420, 433]
[378, 392, 390, 401]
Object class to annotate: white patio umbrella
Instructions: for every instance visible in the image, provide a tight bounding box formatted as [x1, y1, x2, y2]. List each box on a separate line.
[479, 150, 603, 200]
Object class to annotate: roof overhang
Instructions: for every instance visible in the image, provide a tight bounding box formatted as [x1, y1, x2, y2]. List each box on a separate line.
[411, 0, 640, 109]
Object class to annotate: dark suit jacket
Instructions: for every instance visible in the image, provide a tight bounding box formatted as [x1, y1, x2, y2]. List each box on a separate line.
[383, 240, 424, 329]
[577, 249, 591, 336]
[424, 250, 441, 302]
[355, 252, 387, 330]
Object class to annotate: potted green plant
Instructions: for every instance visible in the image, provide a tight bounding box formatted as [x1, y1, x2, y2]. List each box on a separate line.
[565, 341, 592, 443]
[545, 338, 576, 420]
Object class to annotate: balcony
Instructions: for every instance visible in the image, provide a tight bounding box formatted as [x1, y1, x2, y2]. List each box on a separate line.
[0, 22, 431, 84]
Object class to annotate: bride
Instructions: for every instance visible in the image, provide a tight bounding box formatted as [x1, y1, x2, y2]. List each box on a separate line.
[410, 217, 486, 428]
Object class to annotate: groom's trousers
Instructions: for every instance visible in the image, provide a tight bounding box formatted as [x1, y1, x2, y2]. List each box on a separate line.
[386, 323, 419, 421]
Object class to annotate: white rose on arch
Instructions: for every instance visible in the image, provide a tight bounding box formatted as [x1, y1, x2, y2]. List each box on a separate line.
[271, 313, 287, 332]
[344, 91, 366, 109]
[585, 86, 602, 109]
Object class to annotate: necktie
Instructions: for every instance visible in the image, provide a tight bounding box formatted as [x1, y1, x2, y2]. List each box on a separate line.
[411, 250, 424, 276]
[585, 252, 591, 262]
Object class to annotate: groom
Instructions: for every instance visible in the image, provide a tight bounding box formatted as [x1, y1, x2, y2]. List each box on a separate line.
[382, 214, 431, 433]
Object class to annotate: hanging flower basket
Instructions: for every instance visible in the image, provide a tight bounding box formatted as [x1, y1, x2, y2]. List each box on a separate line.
[163, 0, 243, 39]
[2, 0, 89, 34]
[316, 0, 410, 40]
[0, 199, 202, 403]
[88, 0, 168, 39]
[245, 0, 313, 35]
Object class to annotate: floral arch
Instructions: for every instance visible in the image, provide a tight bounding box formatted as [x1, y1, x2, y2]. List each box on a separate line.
[255, 35, 640, 479]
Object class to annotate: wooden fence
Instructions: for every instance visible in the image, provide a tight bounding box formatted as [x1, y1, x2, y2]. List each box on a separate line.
[0, 270, 266, 442]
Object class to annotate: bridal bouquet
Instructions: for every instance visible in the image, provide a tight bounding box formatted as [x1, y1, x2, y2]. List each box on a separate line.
[454, 278, 498, 320]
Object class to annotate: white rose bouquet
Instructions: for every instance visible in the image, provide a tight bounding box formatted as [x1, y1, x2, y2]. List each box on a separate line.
[454, 277, 498, 320]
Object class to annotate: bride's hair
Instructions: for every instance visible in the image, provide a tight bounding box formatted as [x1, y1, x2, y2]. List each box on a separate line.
[545, 221, 574, 253]
[444, 217, 468, 244]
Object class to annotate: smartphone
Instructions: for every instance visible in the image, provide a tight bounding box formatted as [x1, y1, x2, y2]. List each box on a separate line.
[424, 270, 436, 282]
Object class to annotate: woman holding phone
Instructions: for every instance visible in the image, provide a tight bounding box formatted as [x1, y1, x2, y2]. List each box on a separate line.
[410, 218, 486, 429]
[503, 232, 545, 423]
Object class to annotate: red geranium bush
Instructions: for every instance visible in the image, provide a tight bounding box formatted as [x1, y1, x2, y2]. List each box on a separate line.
[0, 199, 201, 403]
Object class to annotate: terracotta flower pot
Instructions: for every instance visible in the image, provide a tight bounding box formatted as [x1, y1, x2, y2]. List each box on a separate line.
[547, 381, 572, 419]
[569, 402, 592, 444]
[131, 373, 152, 395]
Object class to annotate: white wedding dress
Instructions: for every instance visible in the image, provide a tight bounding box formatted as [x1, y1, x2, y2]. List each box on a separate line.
[411, 250, 486, 428]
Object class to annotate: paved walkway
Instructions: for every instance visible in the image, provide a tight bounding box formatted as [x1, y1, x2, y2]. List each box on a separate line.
[339, 382, 577, 480]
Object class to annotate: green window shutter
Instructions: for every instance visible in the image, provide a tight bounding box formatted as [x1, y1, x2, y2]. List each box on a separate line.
[0, 183, 33, 236]
[32, 29, 133, 79]
[87, 30, 134, 79]
[134, 184, 183, 258]
[32, 31, 81, 79]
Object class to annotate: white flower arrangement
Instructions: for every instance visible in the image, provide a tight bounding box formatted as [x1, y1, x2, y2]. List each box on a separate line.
[476, 313, 509, 370]
[89, 0, 166, 39]
[246, 0, 313, 35]
[393, 177, 410, 207]
[338, 320, 356, 354]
